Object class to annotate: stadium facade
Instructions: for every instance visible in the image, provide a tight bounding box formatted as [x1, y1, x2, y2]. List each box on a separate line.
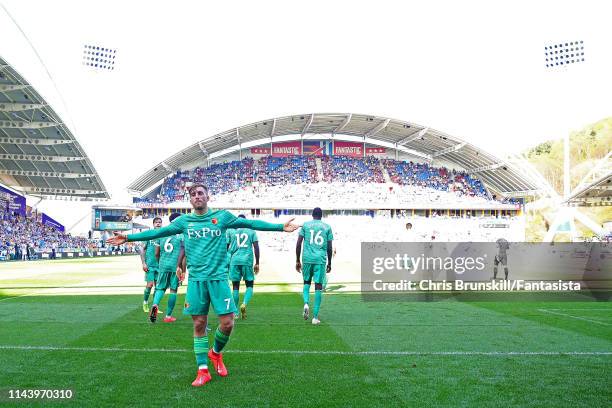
[127, 113, 539, 221]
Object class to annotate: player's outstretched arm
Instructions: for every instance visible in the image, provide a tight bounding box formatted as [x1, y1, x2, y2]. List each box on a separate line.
[229, 217, 301, 232]
[107, 222, 183, 246]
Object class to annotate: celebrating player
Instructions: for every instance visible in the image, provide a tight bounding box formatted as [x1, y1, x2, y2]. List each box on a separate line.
[226, 215, 259, 320]
[107, 184, 300, 387]
[296, 207, 333, 325]
[149, 212, 185, 323]
[140, 217, 161, 313]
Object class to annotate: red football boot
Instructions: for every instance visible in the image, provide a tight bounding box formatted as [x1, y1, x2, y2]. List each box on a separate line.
[208, 349, 228, 377]
[163, 316, 177, 323]
[191, 368, 212, 387]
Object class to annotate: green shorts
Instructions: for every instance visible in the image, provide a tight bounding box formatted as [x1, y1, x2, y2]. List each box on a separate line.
[184, 280, 237, 316]
[229, 264, 255, 282]
[302, 263, 326, 284]
[145, 267, 158, 283]
[156, 268, 180, 291]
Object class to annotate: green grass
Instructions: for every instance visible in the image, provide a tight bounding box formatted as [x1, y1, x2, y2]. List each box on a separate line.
[0, 258, 610, 407]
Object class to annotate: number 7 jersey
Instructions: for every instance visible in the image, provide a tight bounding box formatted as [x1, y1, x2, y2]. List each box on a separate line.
[300, 219, 333, 265]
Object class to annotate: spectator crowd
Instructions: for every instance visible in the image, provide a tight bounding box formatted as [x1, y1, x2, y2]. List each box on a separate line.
[0, 210, 93, 261]
[137, 155, 501, 205]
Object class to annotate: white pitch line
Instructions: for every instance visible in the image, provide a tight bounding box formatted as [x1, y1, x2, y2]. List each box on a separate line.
[538, 309, 611, 326]
[544, 309, 612, 311]
[0, 345, 610, 356]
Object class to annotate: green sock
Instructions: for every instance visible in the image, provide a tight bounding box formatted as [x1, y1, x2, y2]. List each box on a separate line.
[194, 336, 208, 369]
[213, 327, 230, 353]
[232, 289, 239, 308]
[303, 284, 310, 304]
[243, 287, 254, 305]
[167, 293, 177, 316]
[152, 289, 164, 306]
[313, 289, 322, 318]
[144, 287, 151, 302]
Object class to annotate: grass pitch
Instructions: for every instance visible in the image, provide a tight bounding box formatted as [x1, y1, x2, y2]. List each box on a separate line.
[0, 257, 610, 407]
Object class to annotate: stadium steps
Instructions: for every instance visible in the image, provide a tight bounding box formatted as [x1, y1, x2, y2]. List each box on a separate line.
[381, 163, 392, 182]
[315, 157, 324, 182]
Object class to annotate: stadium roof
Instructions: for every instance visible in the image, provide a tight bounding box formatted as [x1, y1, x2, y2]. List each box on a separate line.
[566, 171, 612, 207]
[127, 113, 540, 196]
[0, 55, 109, 200]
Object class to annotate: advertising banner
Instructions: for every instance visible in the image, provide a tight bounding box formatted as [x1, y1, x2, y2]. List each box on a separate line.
[334, 141, 363, 157]
[250, 147, 271, 155]
[366, 147, 386, 154]
[303, 140, 332, 156]
[0, 185, 26, 216]
[272, 141, 301, 157]
[41, 213, 65, 232]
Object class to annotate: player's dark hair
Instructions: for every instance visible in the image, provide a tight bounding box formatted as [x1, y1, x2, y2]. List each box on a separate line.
[153, 216, 162, 223]
[169, 212, 181, 222]
[312, 207, 323, 219]
[238, 214, 246, 219]
[188, 183, 208, 194]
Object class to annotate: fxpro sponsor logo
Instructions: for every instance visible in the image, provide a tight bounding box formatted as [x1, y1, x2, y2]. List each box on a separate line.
[372, 253, 487, 275]
[186, 227, 222, 239]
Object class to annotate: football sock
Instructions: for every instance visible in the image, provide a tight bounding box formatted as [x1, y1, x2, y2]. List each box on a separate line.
[144, 287, 151, 302]
[232, 289, 239, 309]
[313, 290, 322, 318]
[504, 268, 509, 279]
[167, 293, 177, 316]
[213, 327, 230, 353]
[303, 284, 311, 304]
[493, 267, 498, 279]
[194, 336, 208, 369]
[152, 289, 164, 306]
[243, 287, 254, 305]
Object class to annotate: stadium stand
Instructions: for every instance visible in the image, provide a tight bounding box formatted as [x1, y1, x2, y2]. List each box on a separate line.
[0, 210, 91, 261]
[321, 156, 384, 183]
[382, 159, 488, 199]
[143, 155, 499, 206]
[0, 205, 139, 262]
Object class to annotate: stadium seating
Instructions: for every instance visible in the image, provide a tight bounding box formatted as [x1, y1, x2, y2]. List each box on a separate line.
[382, 159, 488, 198]
[0, 211, 93, 261]
[148, 155, 499, 206]
[321, 156, 384, 183]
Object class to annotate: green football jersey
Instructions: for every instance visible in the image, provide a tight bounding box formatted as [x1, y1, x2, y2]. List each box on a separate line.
[227, 228, 258, 266]
[127, 210, 283, 281]
[143, 238, 160, 268]
[300, 219, 333, 265]
[159, 233, 184, 272]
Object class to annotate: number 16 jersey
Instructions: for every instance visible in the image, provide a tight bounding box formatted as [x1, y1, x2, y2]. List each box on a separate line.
[300, 219, 333, 265]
